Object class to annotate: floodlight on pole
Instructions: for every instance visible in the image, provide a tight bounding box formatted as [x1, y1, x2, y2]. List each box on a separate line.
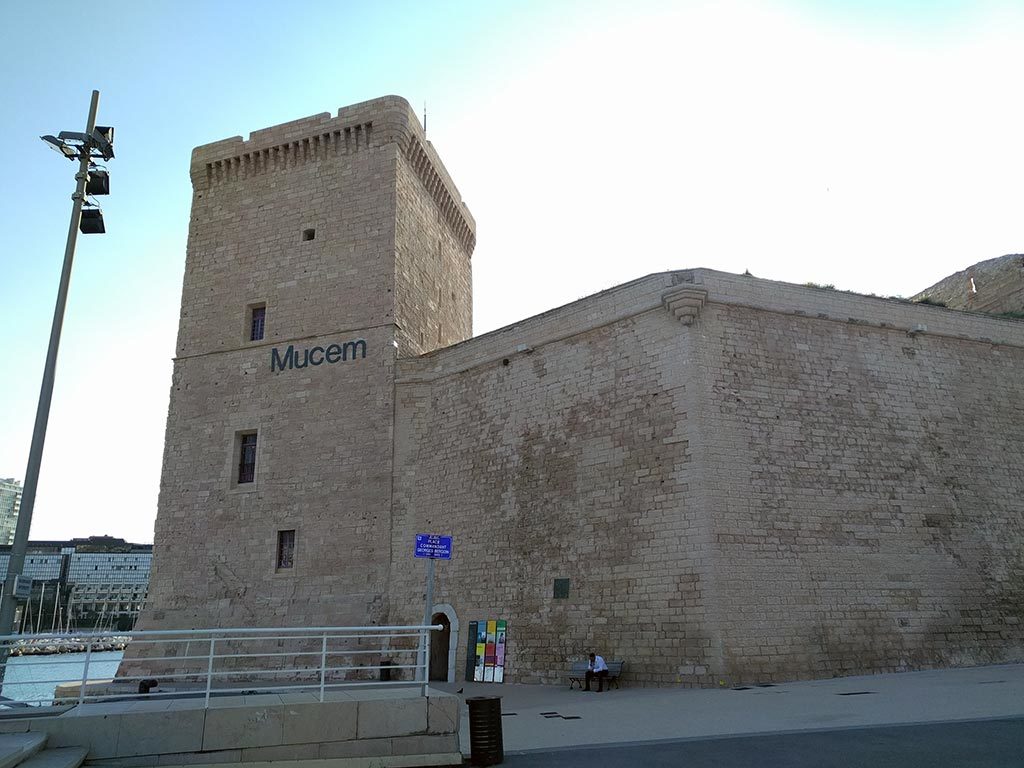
[86, 168, 110, 196]
[40, 135, 77, 160]
[0, 90, 114, 691]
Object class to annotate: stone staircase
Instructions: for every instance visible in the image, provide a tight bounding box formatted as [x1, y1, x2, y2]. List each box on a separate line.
[0, 734, 87, 768]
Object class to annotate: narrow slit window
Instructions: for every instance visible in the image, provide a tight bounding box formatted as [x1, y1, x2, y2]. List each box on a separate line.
[238, 433, 257, 484]
[302, 228, 316, 241]
[277, 530, 295, 569]
[250, 306, 266, 341]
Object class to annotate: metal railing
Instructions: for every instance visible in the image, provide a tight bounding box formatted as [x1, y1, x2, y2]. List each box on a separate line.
[0, 624, 441, 709]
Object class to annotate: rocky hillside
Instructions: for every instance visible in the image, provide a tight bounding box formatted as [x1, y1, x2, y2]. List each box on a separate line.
[914, 254, 1024, 315]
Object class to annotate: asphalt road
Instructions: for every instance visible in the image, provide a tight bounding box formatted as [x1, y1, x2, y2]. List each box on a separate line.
[500, 716, 1024, 767]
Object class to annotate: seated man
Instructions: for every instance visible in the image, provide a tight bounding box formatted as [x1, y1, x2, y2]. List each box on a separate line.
[585, 652, 609, 692]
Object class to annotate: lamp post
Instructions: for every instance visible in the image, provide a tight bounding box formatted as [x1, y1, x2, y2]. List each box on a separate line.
[0, 91, 114, 688]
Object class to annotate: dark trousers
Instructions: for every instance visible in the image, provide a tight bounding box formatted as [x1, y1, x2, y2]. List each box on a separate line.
[585, 669, 608, 691]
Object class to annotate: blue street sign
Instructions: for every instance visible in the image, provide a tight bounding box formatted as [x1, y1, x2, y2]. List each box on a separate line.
[415, 534, 452, 560]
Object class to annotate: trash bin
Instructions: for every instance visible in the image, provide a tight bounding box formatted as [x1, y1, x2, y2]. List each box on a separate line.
[467, 696, 503, 766]
[379, 659, 394, 682]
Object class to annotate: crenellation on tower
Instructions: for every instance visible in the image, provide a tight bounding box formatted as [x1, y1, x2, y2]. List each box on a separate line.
[401, 136, 476, 254]
[189, 97, 474, 249]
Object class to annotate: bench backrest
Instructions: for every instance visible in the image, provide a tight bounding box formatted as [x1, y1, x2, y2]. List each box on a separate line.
[569, 660, 625, 675]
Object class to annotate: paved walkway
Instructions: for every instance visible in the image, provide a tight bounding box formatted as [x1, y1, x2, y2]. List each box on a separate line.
[432, 662, 1024, 754]
[501, 717, 1024, 768]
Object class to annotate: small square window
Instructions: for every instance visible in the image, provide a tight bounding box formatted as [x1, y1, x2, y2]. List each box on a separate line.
[238, 433, 257, 484]
[277, 530, 295, 569]
[553, 578, 570, 599]
[250, 305, 266, 342]
[302, 228, 315, 241]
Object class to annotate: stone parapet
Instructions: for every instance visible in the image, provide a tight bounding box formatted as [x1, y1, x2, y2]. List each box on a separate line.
[699, 268, 1024, 348]
[397, 268, 1024, 383]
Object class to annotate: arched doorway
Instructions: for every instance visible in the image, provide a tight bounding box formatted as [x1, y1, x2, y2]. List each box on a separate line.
[429, 612, 451, 681]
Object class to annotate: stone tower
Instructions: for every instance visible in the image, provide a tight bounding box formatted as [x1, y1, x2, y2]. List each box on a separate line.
[139, 96, 475, 631]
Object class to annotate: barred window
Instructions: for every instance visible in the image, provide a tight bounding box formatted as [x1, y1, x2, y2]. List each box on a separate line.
[238, 433, 257, 483]
[250, 306, 266, 341]
[277, 530, 295, 569]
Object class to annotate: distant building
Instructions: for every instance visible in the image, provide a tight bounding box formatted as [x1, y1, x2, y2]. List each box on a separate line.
[0, 536, 152, 633]
[0, 479, 22, 546]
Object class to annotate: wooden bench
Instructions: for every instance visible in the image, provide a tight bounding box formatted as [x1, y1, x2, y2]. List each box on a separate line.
[567, 660, 625, 689]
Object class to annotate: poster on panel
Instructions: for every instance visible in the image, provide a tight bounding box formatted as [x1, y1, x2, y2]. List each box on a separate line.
[467, 619, 508, 683]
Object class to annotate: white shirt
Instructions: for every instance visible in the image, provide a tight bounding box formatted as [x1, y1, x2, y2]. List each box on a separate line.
[589, 655, 608, 673]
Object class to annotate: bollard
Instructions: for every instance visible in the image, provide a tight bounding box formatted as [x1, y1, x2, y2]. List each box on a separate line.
[466, 696, 503, 766]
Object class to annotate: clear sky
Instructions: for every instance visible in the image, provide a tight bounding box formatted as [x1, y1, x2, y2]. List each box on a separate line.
[1, 0, 1021, 544]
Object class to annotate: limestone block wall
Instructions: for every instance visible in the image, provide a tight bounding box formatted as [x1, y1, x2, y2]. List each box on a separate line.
[178, 97, 415, 357]
[388, 270, 1024, 687]
[139, 96, 475, 649]
[393, 139, 474, 357]
[698, 298, 1024, 682]
[143, 324, 397, 633]
[390, 283, 715, 686]
[138, 90, 1024, 690]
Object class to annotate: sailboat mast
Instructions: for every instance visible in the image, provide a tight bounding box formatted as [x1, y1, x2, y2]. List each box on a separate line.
[51, 588, 59, 633]
[36, 584, 46, 635]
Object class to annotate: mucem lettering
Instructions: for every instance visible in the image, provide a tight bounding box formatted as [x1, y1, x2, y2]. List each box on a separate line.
[271, 339, 367, 372]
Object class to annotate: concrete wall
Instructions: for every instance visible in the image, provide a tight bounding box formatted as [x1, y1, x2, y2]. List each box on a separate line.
[0, 690, 460, 768]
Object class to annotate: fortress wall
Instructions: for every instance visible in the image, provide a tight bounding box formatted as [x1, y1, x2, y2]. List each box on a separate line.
[140, 98, 468, 652]
[177, 94, 476, 361]
[391, 271, 1024, 686]
[696, 269, 1024, 347]
[398, 273, 692, 381]
[142, 324, 397, 635]
[140, 94, 1024, 689]
[699, 299, 1024, 682]
[176, 115, 398, 358]
[401, 268, 1024, 384]
[393, 146, 474, 356]
[391, 308, 715, 686]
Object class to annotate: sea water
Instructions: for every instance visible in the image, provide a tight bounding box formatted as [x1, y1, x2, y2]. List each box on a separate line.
[2, 651, 124, 705]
